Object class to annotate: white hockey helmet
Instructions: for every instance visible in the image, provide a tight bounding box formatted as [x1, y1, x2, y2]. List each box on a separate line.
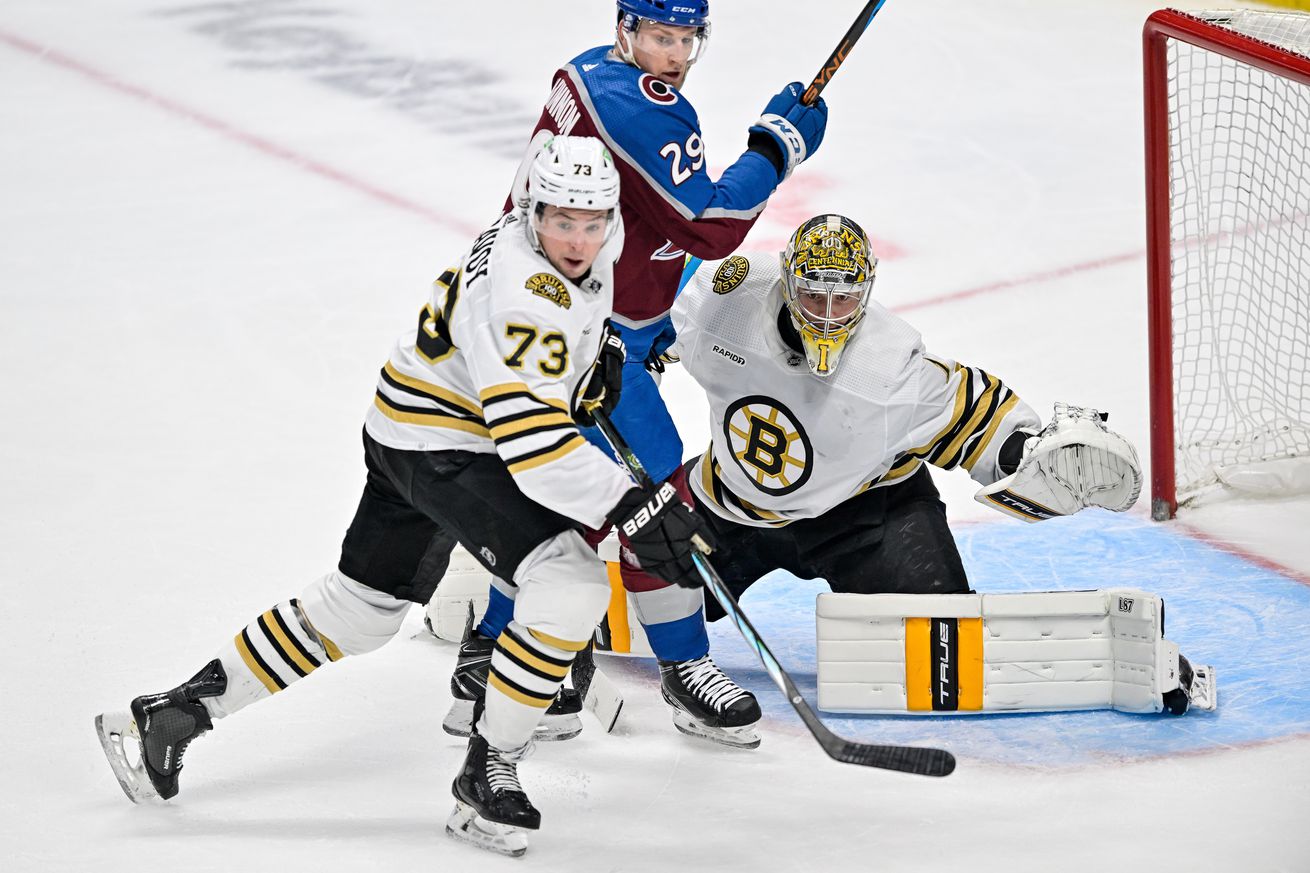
[524, 135, 622, 252]
[779, 214, 878, 378]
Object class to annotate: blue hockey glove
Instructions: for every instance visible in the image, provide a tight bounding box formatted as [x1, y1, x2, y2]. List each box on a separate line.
[748, 82, 829, 182]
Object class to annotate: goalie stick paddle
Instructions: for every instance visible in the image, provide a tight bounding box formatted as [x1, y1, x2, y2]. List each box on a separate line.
[589, 409, 956, 777]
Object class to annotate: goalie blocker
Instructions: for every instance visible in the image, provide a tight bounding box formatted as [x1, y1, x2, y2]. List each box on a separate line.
[816, 588, 1215, 715]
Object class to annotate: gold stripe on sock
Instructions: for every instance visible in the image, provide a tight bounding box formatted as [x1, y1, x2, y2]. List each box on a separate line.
[498, 633, 570, 680]
[262, 610, 319, 675]
[527, 627, 591, 652]
[235, 631, 281, 694]
[488, 670, 554, 708]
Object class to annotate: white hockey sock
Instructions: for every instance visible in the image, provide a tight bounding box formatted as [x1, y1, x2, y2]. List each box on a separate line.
[203, 597, 337, 720]
[478, 620, 584, 752]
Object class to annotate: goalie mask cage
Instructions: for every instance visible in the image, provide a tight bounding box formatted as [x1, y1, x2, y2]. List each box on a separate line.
[1145, 9, 1310, 520]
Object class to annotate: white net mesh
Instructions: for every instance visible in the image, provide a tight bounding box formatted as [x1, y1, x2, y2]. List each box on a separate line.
[1165, 10, 1310, 504]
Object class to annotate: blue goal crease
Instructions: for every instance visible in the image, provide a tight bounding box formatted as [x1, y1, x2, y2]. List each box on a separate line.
[701, 511, 1310, 767]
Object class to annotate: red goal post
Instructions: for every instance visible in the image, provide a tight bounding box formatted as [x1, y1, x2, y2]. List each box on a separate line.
[1144, 9, 1310, 520]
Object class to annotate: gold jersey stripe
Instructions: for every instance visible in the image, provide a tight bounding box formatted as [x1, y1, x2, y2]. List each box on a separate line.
[488, 410, 575, 441]
[962, 393, 1020, 472]
[373, 395, 492, 437]
[383, 362, 481, 416]
[261, 610, 319, 676]
[506, 435, 585, 475]
[498, 633, 571, 679]
[527, 627, 591, 652]
[235, 631, 282, 694]
[479, 382, 571, 413]
[933, 375, 999, 468]
[904, 368, 970, 461]
[904, 617, 933, 711]
[958, 617, 984, 711]
[488, 670, 554, 708]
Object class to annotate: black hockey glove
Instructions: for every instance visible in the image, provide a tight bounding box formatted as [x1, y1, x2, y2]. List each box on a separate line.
[574, 323, 625, 428]
[607, 483, 715, 589]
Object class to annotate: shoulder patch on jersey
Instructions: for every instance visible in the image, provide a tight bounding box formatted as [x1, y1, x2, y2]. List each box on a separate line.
[637, 73, 679, 106]
[712, 255, 751, 294]
[525, 273, 572, 309]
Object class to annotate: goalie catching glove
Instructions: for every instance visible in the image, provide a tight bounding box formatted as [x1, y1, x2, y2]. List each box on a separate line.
[607, 482, 713, 589]
[976, 403, 1142, 522]
[574, 322, 625, 427]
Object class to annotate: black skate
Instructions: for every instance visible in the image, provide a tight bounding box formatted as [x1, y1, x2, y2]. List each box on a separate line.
[94, 659, 227, 803]
[659, 655, 762, 749]
[446, 733, 540, 857]
[442, 608, 582, 741]
[1162, 654, 1217, 715]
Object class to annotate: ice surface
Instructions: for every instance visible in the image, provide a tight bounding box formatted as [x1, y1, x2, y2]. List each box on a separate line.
[2, 1, 1307, 870]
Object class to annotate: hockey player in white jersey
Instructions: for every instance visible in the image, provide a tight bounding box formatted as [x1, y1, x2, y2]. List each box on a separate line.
[93, 136, 714, 857]
[668, 214, 1211, 716]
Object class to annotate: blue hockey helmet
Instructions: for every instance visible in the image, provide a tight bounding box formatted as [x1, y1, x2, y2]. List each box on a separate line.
[616, 1, 711, 74]
[617, 0, 709, 29]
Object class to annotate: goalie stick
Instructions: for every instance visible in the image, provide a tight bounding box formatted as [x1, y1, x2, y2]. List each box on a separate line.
[677, 1, 891, 297]
[589, 408, 955, 777]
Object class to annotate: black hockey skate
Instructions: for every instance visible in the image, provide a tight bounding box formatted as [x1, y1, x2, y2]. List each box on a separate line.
[446, 733, 540, 857]
[1162, 654, 1217, 715]
[94, 659, 227, 803]
[659, 655, 762, 749]
[442, 609, 582, 741]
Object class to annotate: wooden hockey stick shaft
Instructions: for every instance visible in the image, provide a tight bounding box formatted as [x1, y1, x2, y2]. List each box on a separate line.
[590, 409, 955, 777]
[802, 0, 890, 105]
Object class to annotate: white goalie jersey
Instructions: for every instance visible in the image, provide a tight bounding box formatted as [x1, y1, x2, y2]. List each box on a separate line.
[671, 253, 1041, 527]
[364, 211, 634, 529]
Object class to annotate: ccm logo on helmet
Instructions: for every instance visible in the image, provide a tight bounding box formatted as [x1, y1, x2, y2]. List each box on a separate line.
[621, 482, 677, 537]
[638, 73, 679, 105]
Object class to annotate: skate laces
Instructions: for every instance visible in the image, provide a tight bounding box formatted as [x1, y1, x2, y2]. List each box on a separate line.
[678, 656, 750, 712]
[486, 751, 524, 795]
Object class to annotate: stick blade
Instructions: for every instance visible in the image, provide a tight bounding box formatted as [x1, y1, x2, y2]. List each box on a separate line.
[831, 740, 956, 777]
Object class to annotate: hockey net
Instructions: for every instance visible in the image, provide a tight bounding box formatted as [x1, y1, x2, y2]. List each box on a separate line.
[1145, 9, 1310, 520]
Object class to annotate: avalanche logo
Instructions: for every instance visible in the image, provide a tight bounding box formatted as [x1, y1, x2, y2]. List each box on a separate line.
[723, 396, 813, 496]
[638, 73, 679, 106]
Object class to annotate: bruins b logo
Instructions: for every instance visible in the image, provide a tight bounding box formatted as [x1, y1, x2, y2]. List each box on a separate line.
[712, 255, 750, 294]
[525, 273, 572, 309]
[723, 396, 812, 496]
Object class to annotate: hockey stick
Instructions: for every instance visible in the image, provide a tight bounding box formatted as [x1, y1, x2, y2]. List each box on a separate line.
[802, 0, 889, 106]
[675, 3, 889, 294]
[590, 409, 956, 777]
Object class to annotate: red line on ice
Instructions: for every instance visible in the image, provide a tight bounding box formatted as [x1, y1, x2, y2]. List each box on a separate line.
[0, 28, 483, 238]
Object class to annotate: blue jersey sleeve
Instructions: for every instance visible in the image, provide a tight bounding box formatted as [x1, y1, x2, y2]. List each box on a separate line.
[567, 50, 777, 224]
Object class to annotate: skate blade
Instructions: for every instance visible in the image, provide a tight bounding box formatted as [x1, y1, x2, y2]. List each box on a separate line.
[1189, 664, 1218, 711]
[94, 711, 160, 804]
[445, 801, 529, 857]
[443, 700, 582, 742]
[670, 710, 762, 749]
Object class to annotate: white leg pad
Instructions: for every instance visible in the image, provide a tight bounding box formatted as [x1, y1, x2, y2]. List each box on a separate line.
[424, 546, 495, 642]
[816, 588, 1206, 714]
[298, 571, 410, 656]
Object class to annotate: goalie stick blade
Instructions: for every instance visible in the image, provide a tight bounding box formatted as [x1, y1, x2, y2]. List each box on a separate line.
[831, 740, 956, 777]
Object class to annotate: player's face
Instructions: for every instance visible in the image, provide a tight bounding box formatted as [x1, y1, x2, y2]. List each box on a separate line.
[627, 21, 698, 88]
[535, 205, 611, 279]
[797, 289, 861, 329]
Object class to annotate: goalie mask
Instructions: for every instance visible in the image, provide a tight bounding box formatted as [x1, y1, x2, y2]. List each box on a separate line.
[779, 214, 878, 378]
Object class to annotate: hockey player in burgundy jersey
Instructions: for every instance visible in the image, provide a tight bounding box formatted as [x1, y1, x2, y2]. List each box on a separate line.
[454, 0, 829, 750]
